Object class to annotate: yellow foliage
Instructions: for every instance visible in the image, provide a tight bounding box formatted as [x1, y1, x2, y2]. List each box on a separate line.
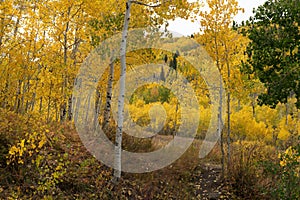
[278, 128, 290, 141]
[256, 105, 279, 126]
[128, 98, 183, 133]
[6, 131, 47, 166]
[279, 146, 300, 177]
[231, 106, 271, 141]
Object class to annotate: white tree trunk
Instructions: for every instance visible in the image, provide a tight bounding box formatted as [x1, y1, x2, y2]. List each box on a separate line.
[103, 50, 115, 129]
[94, 90, 101, 130]
[113, 0, 132, 183]
[213, 33, 225, 177]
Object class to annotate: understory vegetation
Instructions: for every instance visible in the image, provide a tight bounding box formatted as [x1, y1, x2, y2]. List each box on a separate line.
[0, 98, 299, 199]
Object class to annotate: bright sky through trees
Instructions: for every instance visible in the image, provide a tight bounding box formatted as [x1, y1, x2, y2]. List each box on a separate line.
[168, 0, 267, 36]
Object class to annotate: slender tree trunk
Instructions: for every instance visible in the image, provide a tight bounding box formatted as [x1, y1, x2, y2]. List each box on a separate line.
[85, 91, 92, 124]
[103, 50, 115, 128]
[74, 97, 81, 124]
[213, 25, 225, 177]
[251, 93, 256, 118]
[227, 89, 231, 169]
[31, 92, 36, 111]
[20, 78, 29, 114]
[61, 10, 70, 122]
[0, 8, 4, 48]
[13, 17, 20, 37]
[2, 78, 9, 109]
[113, 0, 132, 183]
[225, 44, 231, 171]
[285, 103, 289, 125]
[55, 100, 59, 122]
[173, 101, 179, 138]
[67, 27, 81, 122]
[237, 99, 241, 111]
[297, 110, 300, 136]
[20, 81, 25, 113]
[94, 92, 101, 130]
[112, 0, 161, 183]
[31, 65, 42, 111]
[219, 75, 225, 177]
[74, 78, 82, 124]
[160, 66, 165, 82]
[60, 89, 67, 123]
[39, 97, 43, 113]
[67, 97, 72, 121]
[25, 79, 31, 113]
[12, 9, 22, 112]
[14, 80, 22, 113]
[47, 81, 53, 123]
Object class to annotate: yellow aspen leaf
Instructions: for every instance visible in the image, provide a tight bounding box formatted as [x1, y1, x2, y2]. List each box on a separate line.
[31, 143, 36, 149]
[20, 139, 25, 148]
[18, 159, 24, 164]
[280, 160, 287, 167]
[38, 138, 46, 149]
[8, 146, 18, 155]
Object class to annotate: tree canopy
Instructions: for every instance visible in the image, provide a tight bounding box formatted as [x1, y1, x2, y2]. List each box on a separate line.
[243, 0, 300, 108]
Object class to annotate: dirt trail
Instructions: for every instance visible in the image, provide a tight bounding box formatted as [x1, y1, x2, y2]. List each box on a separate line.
[190, 163, 227, 199]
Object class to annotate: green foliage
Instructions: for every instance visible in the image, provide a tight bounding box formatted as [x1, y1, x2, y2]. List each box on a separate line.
[130, 84, 172, 104]
[261, 138, 300, 199]
[88, 13, 124, 47]
[36, 152, 69, 195]
[244, 0, 300, 108]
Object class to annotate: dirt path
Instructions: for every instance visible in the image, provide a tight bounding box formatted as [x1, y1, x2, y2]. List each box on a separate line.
[152, 135, 232, 199]
[190, 163, 227, 199]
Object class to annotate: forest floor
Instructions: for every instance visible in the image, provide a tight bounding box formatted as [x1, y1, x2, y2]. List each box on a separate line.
[192, 162, 233, 199]
[1, 123, 237, 199]
[149, 135, 233, 200]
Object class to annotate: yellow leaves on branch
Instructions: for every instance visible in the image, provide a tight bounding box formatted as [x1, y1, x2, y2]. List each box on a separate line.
[279, 146, 300, 177]
[196, 0, 250, 100]
[0, 0, 199, 121]
[231, 106, 270, 141]
[7, 131, 47, 165]
[278, 128, 290, 141]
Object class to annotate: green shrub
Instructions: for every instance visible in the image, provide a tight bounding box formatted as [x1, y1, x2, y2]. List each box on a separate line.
[261, 137, 300, 199]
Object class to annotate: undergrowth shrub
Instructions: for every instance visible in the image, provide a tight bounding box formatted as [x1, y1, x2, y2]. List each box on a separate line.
[229, 138, 300, 199]
[0, 109, 70, 199]
[261, 137, 300, 199]
[102, 120, 153, 153]
[228, 141, 276, 199]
